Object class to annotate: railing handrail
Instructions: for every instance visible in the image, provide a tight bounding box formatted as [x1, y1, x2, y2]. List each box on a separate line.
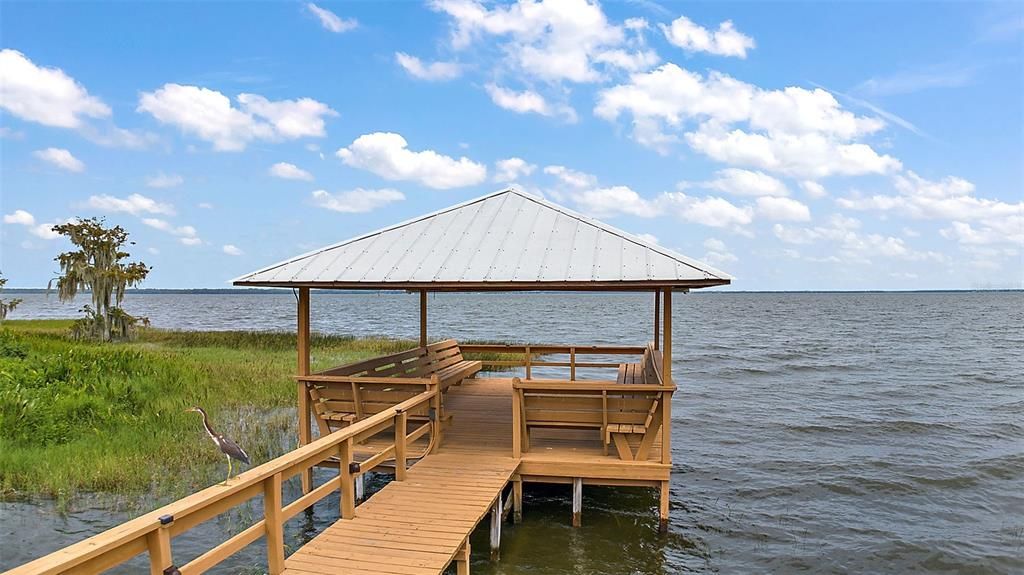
[6, 388, 437, 575]
[460, 344, 646, 355]
[512, 380, 675, 392]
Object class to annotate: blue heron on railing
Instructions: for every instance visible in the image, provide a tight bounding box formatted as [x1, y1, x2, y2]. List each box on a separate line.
[186, 406, 251, 483]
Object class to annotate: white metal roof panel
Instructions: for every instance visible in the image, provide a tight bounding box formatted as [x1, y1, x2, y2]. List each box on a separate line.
[234, 188, 732, 289]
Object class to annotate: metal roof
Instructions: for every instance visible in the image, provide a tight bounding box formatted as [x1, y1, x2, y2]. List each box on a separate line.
[233, 188, 732, 290]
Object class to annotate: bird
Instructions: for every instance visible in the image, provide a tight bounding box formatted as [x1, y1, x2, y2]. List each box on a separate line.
[186, 406, 250, 483]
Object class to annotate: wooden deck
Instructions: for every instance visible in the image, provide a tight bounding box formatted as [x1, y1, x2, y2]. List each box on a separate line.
[285, 453, 518, 575]
[356, 377, 670, 485]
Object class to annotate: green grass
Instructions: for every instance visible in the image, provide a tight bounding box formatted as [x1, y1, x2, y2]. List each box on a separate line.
[0, 321, 423, 500]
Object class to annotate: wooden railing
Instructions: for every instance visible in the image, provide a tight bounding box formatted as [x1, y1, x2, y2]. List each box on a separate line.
[509, 342, 673, 463]
[6, 389, 437, 575]
[460, 344, 647, 380]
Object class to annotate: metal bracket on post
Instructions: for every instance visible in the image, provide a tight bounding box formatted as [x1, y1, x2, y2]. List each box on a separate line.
[158, 514, 174, 525]
[348, 462, 361, 475]
[428, 407, 437, 422]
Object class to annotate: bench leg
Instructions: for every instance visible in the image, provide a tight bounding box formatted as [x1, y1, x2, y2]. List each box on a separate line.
[611, 433, 635, 461]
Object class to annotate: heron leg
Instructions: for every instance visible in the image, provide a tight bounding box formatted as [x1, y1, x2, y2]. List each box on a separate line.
[227, 456, 233, 482]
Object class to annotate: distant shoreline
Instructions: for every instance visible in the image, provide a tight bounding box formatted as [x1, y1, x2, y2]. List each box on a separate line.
[5, 288, 1022, 295]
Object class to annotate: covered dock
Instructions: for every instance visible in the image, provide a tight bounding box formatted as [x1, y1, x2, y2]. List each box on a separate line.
[6, 188, 730, 575]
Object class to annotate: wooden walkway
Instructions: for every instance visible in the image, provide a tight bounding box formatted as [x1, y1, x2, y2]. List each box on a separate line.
[284, 453, 519, 575]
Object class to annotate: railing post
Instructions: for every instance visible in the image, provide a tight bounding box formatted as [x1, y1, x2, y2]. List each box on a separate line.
[569, 347, 576, 381]
[511, 379, 522, 459]
[524, 346, 531, 380]
[430, 374, 442, 452]
[264, 473, 285, 574]
[394, 408, 408, 481]
[339, 438, 356, 519]
[146, 518, 173, 575]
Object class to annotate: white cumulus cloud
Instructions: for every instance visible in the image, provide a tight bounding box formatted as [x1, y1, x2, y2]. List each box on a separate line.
[3, 210, 35, 226]
[494, 157, 536, 182]
[142, 218, 201, 245]
[269, 162, 314, 181]
[484, 84, 576, 121]
[311, 189, 406, 213]
[336, 132, 487, 189]
[137, 84, 337, 151]
[306, 3, 357, 33]
[572, 185, 659, 218]
[222, 244, 244, 256]
[659, 193, 754, 229]
[87, 193, 175, 216]
[33, 147, 85, 172]
[661, 16, 755, 58]
[396, 53, 462, 81]
[695, 168, 789, 197]
[544, 165, 598, 189]
[755, 196, 811, 221]
[0, 49, 110, 128]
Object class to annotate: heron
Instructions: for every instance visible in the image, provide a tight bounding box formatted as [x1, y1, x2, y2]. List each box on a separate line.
[186, 406, 250, 483]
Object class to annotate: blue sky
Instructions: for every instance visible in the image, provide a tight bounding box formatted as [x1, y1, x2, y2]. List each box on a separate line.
[1, 1, 1021, 290]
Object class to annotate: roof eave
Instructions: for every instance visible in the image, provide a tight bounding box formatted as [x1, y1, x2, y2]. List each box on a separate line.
[231, 278, 731, 291]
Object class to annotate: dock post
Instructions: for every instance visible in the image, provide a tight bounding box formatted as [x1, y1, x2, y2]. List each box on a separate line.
[571, 477, 582, 527]
[512, 478, 523, 524]
[297, 287, 312, 494]
[355, 473, 365, 503]
[659, 481, 670, 534]
[490, 493, 502, 560]
[456, 541, 471, 575]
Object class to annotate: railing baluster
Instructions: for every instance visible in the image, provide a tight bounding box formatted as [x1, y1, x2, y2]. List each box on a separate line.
[395, 408, 408, 481]
[570, 347, 576, 381]
[263, 473, 285, 574]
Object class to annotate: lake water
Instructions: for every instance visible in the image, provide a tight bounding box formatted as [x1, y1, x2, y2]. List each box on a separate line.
[2, 291, 1022, 574]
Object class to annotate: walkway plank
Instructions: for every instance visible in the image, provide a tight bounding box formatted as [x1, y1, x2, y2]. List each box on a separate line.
[283, 453, 518, 575]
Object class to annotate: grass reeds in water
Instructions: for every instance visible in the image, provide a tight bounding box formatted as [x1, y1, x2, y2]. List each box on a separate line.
[0, 320, 517, 500]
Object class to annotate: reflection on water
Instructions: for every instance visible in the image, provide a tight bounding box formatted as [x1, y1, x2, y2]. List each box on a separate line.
[2, 291, 1023, 573]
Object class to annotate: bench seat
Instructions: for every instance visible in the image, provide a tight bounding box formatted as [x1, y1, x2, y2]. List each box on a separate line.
[304, 339, 480, 433]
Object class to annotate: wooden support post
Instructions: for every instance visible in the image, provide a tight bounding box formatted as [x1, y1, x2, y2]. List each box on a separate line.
[524, 345, 531, 380]
[571, 477, 582, 527]
[456, 541, 471, 575]
[489, 493, 502, 560]
[653, 290, 660, 349]
[511, 380, 522, 459]
[355, 473, 365, 503]
[146, 522, 173, 575]
[419, 290, 427, 347]
[430, 374, 442, 452]
[659, 481, 670, 534]
[297, 287, 312, 494]
[339, 438, 355, 519]
[569, 347, 576, 381]
[513, 478, 523, 524]
[394, 409, 408, 481]
[263, 473, 285, 575]
[662, 289, 672, 466]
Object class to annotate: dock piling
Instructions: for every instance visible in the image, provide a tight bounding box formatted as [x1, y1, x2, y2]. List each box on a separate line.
[490, 493, 502, 560]
[572, 477, 582, 527]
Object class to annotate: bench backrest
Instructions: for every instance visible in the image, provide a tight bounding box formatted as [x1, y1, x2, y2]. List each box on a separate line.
[309, 383, 430, 419]
[324, 338, 465, 379]
[520, 386, 660, 427]
[309, 339, 465, 421]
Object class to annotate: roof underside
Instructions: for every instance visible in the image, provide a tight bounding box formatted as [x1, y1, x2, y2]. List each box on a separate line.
[234, 189, 732, 291]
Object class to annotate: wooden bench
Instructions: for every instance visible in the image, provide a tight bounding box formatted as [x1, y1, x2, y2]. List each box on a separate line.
[302, 339, 481, 434]
[514, 346, 670, 461]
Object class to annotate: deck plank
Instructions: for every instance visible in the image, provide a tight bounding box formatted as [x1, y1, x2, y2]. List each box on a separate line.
[285, 452, 518, 574]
